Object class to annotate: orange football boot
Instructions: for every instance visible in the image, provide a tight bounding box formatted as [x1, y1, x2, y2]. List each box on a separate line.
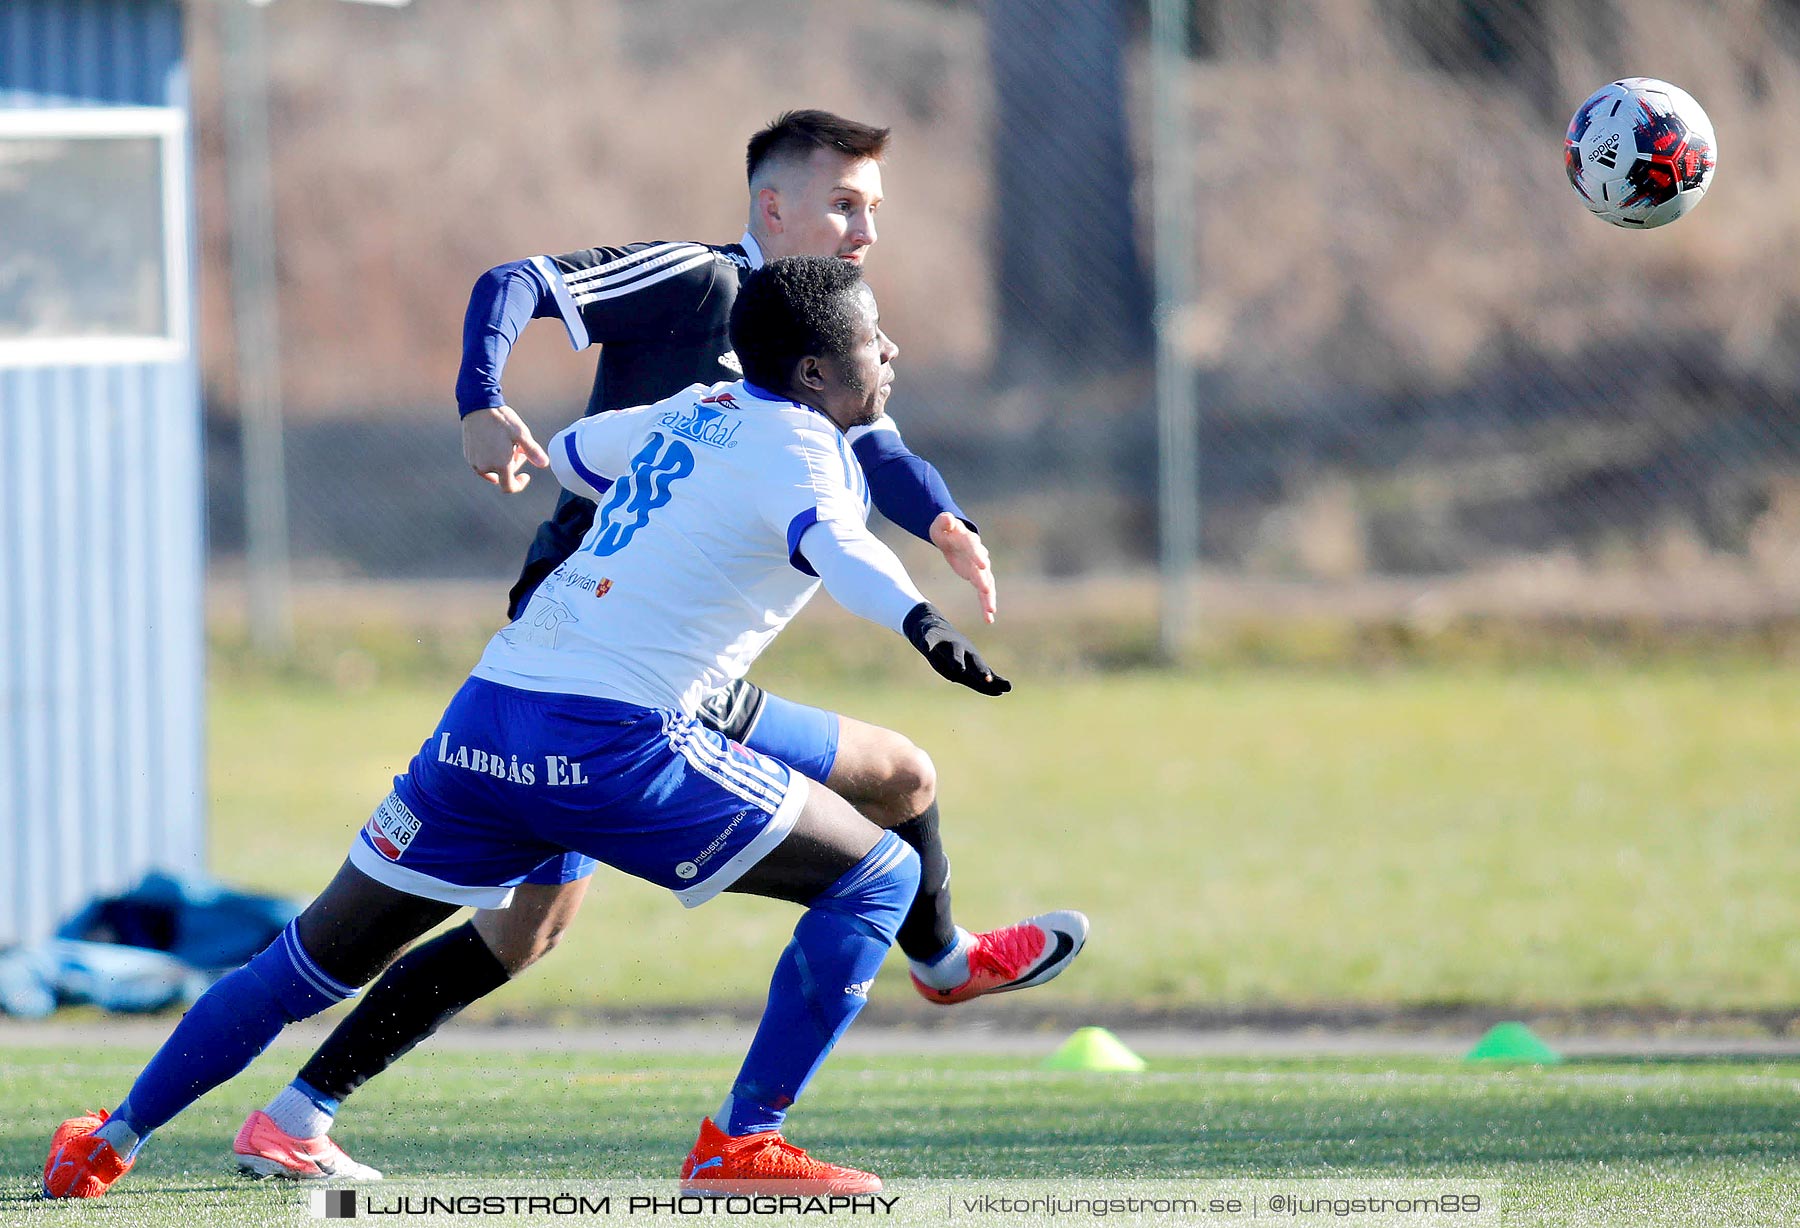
[234, 1109, 383, 1181]
[911, 910, 1090, 1005]
[42, 1109, 133, 1199]
[679, 1117, 881, 1194]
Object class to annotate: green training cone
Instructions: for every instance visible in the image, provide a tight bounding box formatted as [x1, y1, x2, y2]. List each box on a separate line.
[1043, 1026, 1147, 1072]
[1466, 1022, 1561, 1064]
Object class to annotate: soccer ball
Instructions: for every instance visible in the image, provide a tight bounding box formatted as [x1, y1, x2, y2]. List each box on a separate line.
[1564, 78, 1717, 229]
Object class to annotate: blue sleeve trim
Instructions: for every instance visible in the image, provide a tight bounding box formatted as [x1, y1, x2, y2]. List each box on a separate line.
[850, 431, 974, 541]
[561, 431, 613, 499]
[456, 259, 566, 417]
[785, 508, 822, 577]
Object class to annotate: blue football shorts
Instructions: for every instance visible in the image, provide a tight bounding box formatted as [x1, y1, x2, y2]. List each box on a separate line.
[517, 679, 839, 888]
[348, 677, 810, 910]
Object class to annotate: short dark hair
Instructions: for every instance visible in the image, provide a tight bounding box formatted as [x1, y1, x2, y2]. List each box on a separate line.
[746, 110, 890, 183]
[729, 256, 868, 395]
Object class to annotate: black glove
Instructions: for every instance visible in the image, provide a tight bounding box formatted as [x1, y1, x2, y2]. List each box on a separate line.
[902, 602, 1011, 696]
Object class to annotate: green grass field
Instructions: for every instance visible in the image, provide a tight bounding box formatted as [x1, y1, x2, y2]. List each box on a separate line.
[207, 646, 1800, 1016]
[18, 645, 1800, 1224]
[4, 1045, 1796, 1225]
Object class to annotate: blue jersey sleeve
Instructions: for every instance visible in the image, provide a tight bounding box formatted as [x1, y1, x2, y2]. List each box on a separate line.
[454, 259, 566, 417]
[849, 421, 976, 542]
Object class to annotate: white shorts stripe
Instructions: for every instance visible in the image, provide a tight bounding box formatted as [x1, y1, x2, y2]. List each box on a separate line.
[665, 714, 789, 800]
[665, 721, 786, 812]
[668, 744, 766, 811]
[667, 743, 780, 813]
[680, 727, 789, 803]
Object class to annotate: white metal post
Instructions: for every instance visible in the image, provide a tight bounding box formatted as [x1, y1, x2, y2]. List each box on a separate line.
[1151, 0, 1199, 660]
[220, 0, 292, 655]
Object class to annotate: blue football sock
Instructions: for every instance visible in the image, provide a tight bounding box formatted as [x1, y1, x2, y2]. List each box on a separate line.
[719, 831, 919, 1136]
[111, 921, 357, 1140]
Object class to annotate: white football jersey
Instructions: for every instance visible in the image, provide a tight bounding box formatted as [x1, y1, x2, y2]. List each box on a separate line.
[472, 380, 871, 714]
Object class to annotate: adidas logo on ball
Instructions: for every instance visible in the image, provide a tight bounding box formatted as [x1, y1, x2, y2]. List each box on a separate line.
[1590, 132, 1621, 169]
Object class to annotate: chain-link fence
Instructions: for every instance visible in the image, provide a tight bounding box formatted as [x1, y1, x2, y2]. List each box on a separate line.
[201, 0, 1800, 625]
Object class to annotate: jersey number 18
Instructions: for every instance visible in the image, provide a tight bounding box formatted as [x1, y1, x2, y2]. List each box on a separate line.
[585, 432, 696, 557]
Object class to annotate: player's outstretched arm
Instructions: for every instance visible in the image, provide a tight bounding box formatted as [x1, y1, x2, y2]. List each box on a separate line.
[849, 419, 998, 622]
[798, 517, 1010, 697]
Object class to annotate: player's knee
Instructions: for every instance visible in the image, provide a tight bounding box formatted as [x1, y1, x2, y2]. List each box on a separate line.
[878, 741, 936, 819]
[526, 912, 574, 966]
[491, 934, 552, 977]
[473, 909, 561, 976]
